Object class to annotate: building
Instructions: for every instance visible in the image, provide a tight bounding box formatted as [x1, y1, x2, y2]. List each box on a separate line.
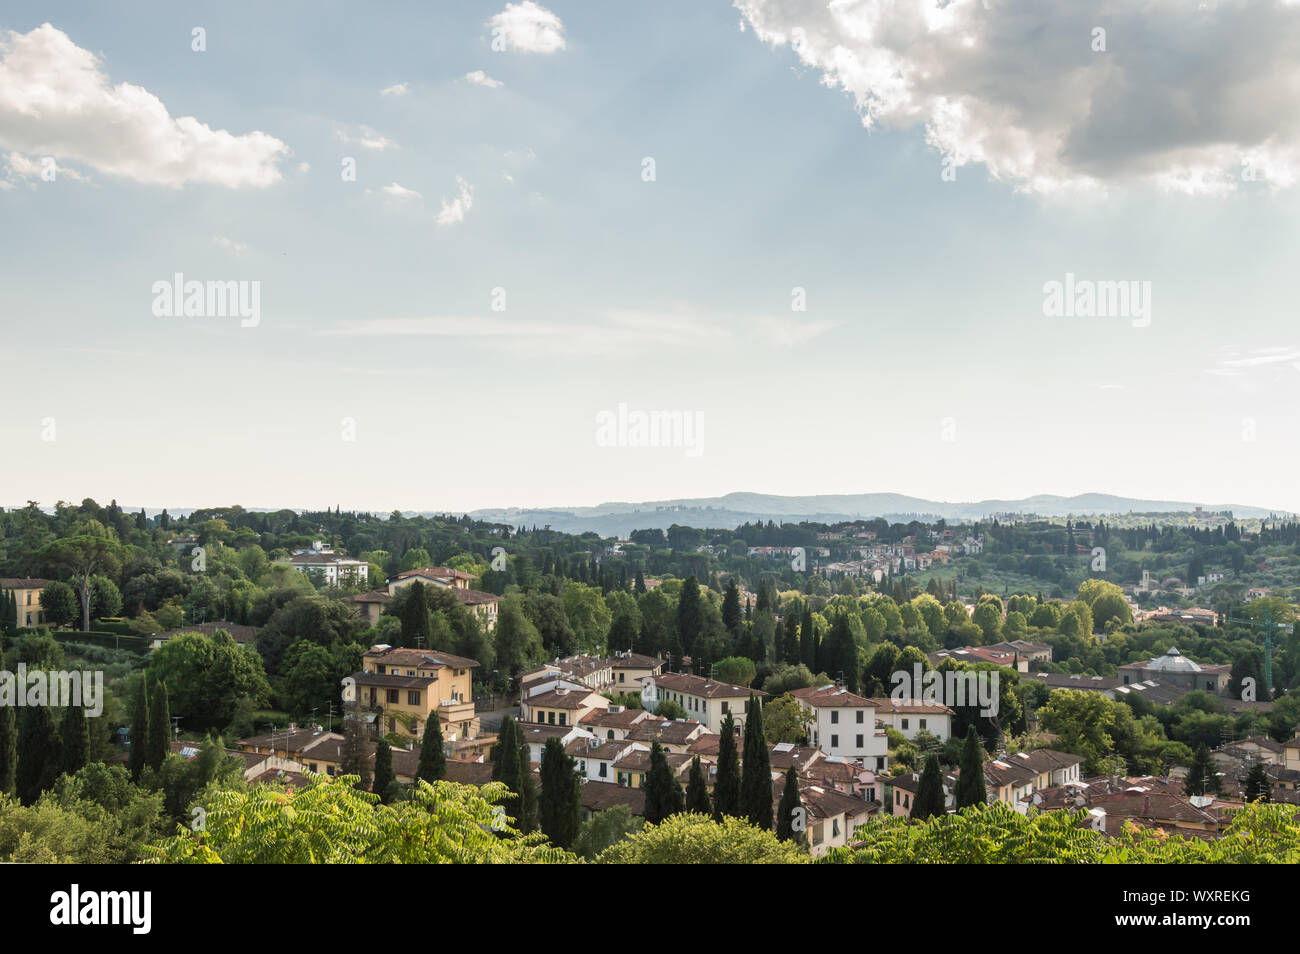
[0, 578, 51, 628]
[275, 552, 369, 587]
[867, 697, 955, 742]
[520, 686, 610, 728]
[642, 672, 766, 731]
[1118, 646, 1231, 696]
[347, 645, 479, 741]
[386, 567, 501, 631]
[790, 685, 889, 770]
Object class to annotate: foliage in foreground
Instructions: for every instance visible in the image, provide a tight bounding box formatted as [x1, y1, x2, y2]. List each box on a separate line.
[820, 802, 1300, 864]
[143, 775, 576, 864]
[595, 812, 810, 864]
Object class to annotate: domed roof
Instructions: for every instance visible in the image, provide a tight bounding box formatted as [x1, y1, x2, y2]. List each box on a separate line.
[1146, 646, 1201, 673]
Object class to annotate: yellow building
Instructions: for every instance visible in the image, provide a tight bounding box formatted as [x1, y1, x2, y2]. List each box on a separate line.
[1, 578, 51, 628]
[350, 645, 479, 741]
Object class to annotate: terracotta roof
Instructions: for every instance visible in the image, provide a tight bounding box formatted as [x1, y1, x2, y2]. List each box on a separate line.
[526, 688, 603, 709]
[791, 685, 879, 708]
[653, 672, 766, 699]
[865, 696, 955, 716]
[580, 780, 646, 816]
[0, 578, 51, 589]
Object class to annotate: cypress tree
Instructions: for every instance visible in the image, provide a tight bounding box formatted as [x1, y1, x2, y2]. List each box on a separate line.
[912, 754, 947, 821]
[373, 738, 398, 803]
[722, 581, 742, 635]
[1244, 761, 1272, 803]
[128, 677, 149, 780]
[739, 696, 773, 830]
[676, 577, 703, 655]
[954, 725, 986, 809]
[62, 701, 89, 777]
[800, 605, 817, 671]
[643, 740, 684, 825]
[146, 677, 170, 771]
[493, 715, 521, 787]
[0, 705, 16, 795]
[538, 737, 580, 849]
[416, 711, 446, 783]
[782, 610, 801, 665]
[340, 699, 372, 789]
[712, 713, 740, 819]
[775, 766, 806, 845]
[685, 754, 711, 814]
[1184, 744, 1221, 796]
[517, 747, 538, 835]
[16, 704, 57, 804]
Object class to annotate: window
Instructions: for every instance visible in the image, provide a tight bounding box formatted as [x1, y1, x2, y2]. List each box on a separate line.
[599, 763, 607, 778]
[548, 711, 555, 725]
[722, 701, 729, 713]
[919, 718, 927, 730]
[855, 734, 863, 748]
[831, 734, 839, 748]
[607, 730, 614, 739]
[832, 819, 840, 838]
[901, 718, 909, 730]
[856, 711, 864, 724]
[559, 713, 567, 726]
[407, 691, 421, 705]
[831, 711, 839, 724]
[386, 689, 399, 704]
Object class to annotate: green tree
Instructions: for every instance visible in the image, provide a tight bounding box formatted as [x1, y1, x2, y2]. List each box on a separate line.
[61, 702, 89, 777]
[572, 805, 642, 861]
[39, 581, 78, 628]
[39, 526, 123, 633]
[16, 704, 58, 805]
[372, 738, 398, 804]
[417, 712, 446, 783]
[713, 713, 740, 820]
[147, 677, 171, 772]
[676, 577, 704, 654]
[1244, 761, 1272, 803]
[912, 754, 947, 821]
[775, 766, 806, 845]
[954, 726, 986, 809]
[0, 706, 16, 795]
[1184, 744, 1220, 797]
[538, 737, 581, 849]
[596, 813, 808, 864]
[129, 677, 149, 781]
[739, 697, 772, 830]
[685, 755, 711, 814]
[643, 741, 685, 825]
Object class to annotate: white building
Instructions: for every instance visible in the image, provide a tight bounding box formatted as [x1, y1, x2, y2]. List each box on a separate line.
[790, 685, 889, 771]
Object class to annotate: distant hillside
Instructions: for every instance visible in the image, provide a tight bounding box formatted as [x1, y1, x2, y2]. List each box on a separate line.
[467, 491, 1291, 537]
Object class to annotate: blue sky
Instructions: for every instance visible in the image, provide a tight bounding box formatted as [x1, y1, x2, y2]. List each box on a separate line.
[4, 1, 1300, 515]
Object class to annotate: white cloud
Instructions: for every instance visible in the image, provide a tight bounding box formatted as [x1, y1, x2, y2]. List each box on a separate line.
[212, 236, 248, 255]
[380, 181, 422, 200]
[487, 2, 566, 54]
[435, 176, 474, 226]
[380, 82, 409, 97]
[0, 23, 287, 188]
[465, 70, 504, 88]
[335, 125, 396, 151]
[734, 0, 1300, 195]
[754, 315, 841, 347]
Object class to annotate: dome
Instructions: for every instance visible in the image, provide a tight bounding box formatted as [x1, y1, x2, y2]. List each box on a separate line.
[1146, 646, 1201, 673]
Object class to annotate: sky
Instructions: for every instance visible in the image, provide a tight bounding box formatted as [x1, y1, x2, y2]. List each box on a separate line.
[3, 0, 1300, 516]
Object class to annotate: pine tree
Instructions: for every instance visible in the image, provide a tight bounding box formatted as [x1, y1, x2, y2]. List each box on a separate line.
[128, 677, 148, 780]
[643, 741, 684, 825]
[676, 577, 703, 655]
[912, 754, 947, 821]
[1184, 744, 1220, 797]
[0, 705, 16, 795]
[538, 737, 581, 849]
[722, 581, 742, 635]
[954, 725, 987, 809]
[1244, 761, 1272, 803]
[712, 713, 741, 819]
[685, 754, 711, 814]
[62, 701, 89, 777]
[147, 677, 170, 771]
[775, 766, 806, 845]
[739, 697, 773, 830]
[373, 738, 398, 803]
[634, 570, 647, 595]
[16, 704, 57, 804]
[416, 711, 446, 783]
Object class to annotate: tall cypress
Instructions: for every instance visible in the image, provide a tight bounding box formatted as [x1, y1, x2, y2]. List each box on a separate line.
[62, 701, 89, 777]
[954, 726, 986, 809]
[1244, 761, 1272, 803]
[416, 711, 446, 783]
[146, 677, 170, 771]
[538, 737, 580, 849]
[15, 704, 57, 804]
[775, 766, 806, 845]
[372, 738, 398, 803]
[722, 581, 742, 635]
[912, 754, 947, 821]
[800, 605, 817, 671]
[0, 705, 16, 795]
[739, 696, 772, 830]
[676, 577, 703, 655]
[643, 741, 684, 825]
[712, 713, 740, 819]
[685, 755, 711, 814]
[128, 677, 149, 780]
